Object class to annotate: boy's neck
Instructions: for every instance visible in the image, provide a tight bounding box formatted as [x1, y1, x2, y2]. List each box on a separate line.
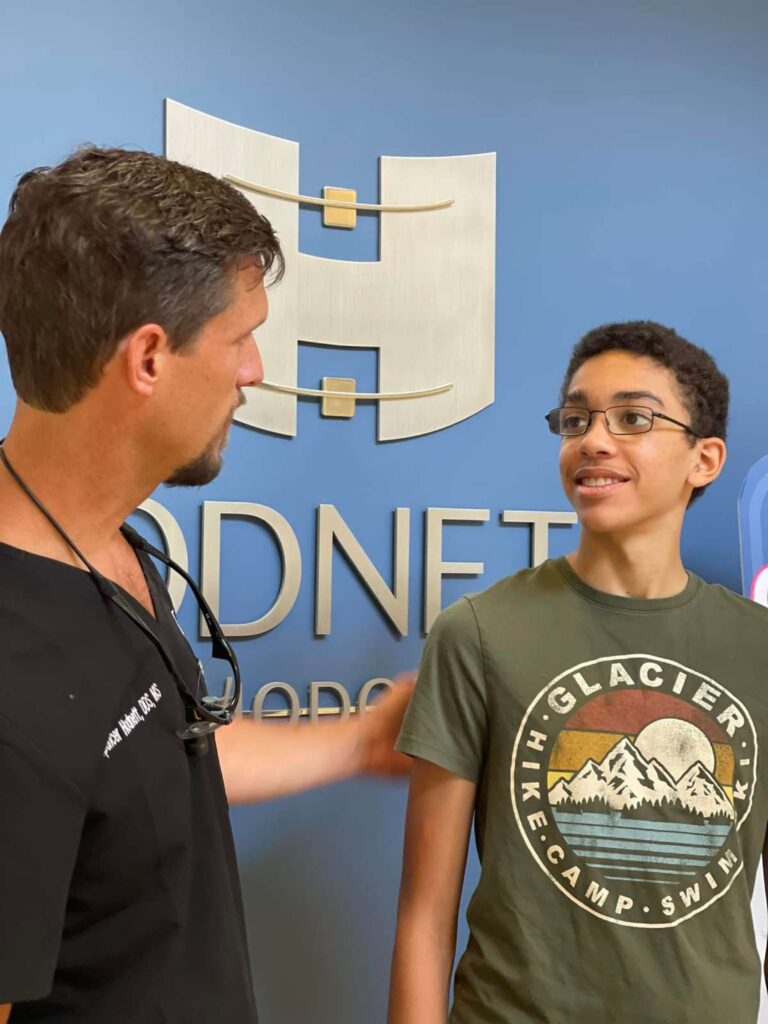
[566, 526, 689, 600]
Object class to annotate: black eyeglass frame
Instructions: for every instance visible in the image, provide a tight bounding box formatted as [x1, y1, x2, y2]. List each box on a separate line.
[544, 405, 703, 438]
[118, 525, 242, 740]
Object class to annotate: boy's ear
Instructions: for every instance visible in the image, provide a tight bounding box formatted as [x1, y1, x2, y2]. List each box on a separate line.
[689, 437, 727, 492]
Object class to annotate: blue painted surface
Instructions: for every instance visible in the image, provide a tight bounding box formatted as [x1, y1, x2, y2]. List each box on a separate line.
[738, 454, 768, 597]
[2, 1, 768, 1020]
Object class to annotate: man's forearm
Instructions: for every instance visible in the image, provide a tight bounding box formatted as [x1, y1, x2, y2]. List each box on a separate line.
[216, 716, 367, 804]
[216, 678, 413, 804]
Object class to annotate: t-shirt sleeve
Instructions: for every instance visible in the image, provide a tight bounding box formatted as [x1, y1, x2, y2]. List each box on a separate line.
[0, 717, 87, 1003]
[396, 596, 488, 783]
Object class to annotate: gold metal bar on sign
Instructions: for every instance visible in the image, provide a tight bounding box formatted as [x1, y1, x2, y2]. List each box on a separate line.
[224, 173, 455, 213]
[258, 380, 453, 401]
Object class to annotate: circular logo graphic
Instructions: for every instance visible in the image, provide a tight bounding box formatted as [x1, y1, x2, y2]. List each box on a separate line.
[510, 654, 757, 928]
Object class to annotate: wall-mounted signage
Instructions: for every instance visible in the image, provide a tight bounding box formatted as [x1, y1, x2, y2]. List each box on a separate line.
[165, 99, 496, 441]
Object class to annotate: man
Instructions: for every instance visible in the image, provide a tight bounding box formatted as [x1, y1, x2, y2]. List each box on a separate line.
[389, 322, 768, 1023]
[0, 147, 411, 1022]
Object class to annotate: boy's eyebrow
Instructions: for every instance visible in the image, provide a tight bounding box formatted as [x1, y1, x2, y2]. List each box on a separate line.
[612, 389, 665, 407]
[563, 388, 665, 407]
[564, 388, 587, 404]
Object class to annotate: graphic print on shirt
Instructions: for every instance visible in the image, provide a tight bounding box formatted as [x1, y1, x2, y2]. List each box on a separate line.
[510, 655, 757, 928]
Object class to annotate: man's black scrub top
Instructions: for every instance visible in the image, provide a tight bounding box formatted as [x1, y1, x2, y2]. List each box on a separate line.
[0, 539, 258, 1022]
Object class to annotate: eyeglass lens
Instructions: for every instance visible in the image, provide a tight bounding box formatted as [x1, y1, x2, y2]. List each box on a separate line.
[549, 406, 655, 436]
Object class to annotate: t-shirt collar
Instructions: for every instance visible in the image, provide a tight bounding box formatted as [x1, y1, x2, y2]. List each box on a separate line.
[552, 555, 702, 612]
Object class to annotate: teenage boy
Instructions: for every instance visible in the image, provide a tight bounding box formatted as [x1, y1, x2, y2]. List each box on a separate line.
[389, 321, 768, 1024]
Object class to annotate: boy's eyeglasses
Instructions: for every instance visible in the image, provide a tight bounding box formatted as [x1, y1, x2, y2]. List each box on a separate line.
[545, 405, 702, 438]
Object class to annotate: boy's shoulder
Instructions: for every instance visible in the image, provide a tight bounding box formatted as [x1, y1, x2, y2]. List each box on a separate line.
[429, 561, 563, 640]
[463, 558, 567, 611]
[695, 574, 768, 624]
[451, 561, 768, 634]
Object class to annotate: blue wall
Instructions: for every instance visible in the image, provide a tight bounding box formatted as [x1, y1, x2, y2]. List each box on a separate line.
[2, 1, 767, 1020]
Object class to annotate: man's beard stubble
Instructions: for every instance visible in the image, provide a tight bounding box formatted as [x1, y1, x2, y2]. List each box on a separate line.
[164, 445, 223, 487]
[165, 391, 245, 488]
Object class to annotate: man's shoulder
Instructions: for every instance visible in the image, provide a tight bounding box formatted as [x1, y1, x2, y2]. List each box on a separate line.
[0, 546, 147, 792]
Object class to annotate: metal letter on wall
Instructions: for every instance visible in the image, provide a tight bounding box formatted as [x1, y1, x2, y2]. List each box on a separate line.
[165, 99, 496, 441]
[315, 504, 410, 636]
[501, 510, 578, 567]
[201, 501, 302, 638]
[423, 507, 490, 633]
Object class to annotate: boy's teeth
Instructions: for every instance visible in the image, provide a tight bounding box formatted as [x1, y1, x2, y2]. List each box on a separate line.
[583, 477, 616, 487]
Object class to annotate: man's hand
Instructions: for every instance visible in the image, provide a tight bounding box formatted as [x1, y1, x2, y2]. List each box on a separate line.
[359, 674, 415, 777]
[218, 671, 415, 804]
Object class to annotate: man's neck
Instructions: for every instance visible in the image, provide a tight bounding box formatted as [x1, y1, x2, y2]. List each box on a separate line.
[0, 401, 158, 566]
[566, 523, 688, 600]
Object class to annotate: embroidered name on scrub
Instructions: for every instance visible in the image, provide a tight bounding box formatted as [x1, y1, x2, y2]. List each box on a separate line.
[103, 682, 163, 758]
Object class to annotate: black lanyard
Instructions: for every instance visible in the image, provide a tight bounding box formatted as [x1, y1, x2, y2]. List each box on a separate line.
[0, 444, 241, 756]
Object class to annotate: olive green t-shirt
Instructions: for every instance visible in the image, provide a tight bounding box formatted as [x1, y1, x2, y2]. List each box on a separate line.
[396, 558, 768, 1024]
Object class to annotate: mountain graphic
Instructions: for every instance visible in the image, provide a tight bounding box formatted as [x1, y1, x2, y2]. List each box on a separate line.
[548, 778, 573, 804]
[549, 736, 735, 820]
[677, 761, 734, 819]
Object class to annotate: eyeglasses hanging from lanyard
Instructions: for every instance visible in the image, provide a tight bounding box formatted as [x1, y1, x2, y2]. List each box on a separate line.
[0, 445, 241, 757]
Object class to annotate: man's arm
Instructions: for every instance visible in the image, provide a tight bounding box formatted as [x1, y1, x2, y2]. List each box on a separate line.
[216, 677, 413, 804]
[0, 1004, 10, 1023]
[388, 758, 476, 1024]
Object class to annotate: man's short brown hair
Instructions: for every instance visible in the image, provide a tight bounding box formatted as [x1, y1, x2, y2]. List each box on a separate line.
[0, 146, 284, 412]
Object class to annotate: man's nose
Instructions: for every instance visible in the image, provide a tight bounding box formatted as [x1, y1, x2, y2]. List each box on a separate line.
[238, 337, 264, 388]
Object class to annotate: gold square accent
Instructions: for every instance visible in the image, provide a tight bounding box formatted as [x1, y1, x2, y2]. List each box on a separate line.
[321, 377, 356, 418]
[323, 187, 357, 229]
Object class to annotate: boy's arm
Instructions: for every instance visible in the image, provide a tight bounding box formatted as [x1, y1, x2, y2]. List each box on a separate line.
[0, 1004, 10, 1023]
[388, 757, 476, 1024]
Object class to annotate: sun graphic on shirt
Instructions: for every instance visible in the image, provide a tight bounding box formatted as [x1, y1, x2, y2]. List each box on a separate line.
[634, 718, 715, 781]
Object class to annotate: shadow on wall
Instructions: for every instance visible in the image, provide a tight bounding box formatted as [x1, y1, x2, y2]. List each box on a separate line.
[238, 779, 408, 1024]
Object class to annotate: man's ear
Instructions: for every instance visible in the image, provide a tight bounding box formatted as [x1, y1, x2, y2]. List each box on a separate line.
[121, 324, 171, 397]
[689, 437, 727, 492]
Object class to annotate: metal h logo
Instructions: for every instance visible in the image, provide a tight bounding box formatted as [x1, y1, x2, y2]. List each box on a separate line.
[166, 100, 496, 441]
